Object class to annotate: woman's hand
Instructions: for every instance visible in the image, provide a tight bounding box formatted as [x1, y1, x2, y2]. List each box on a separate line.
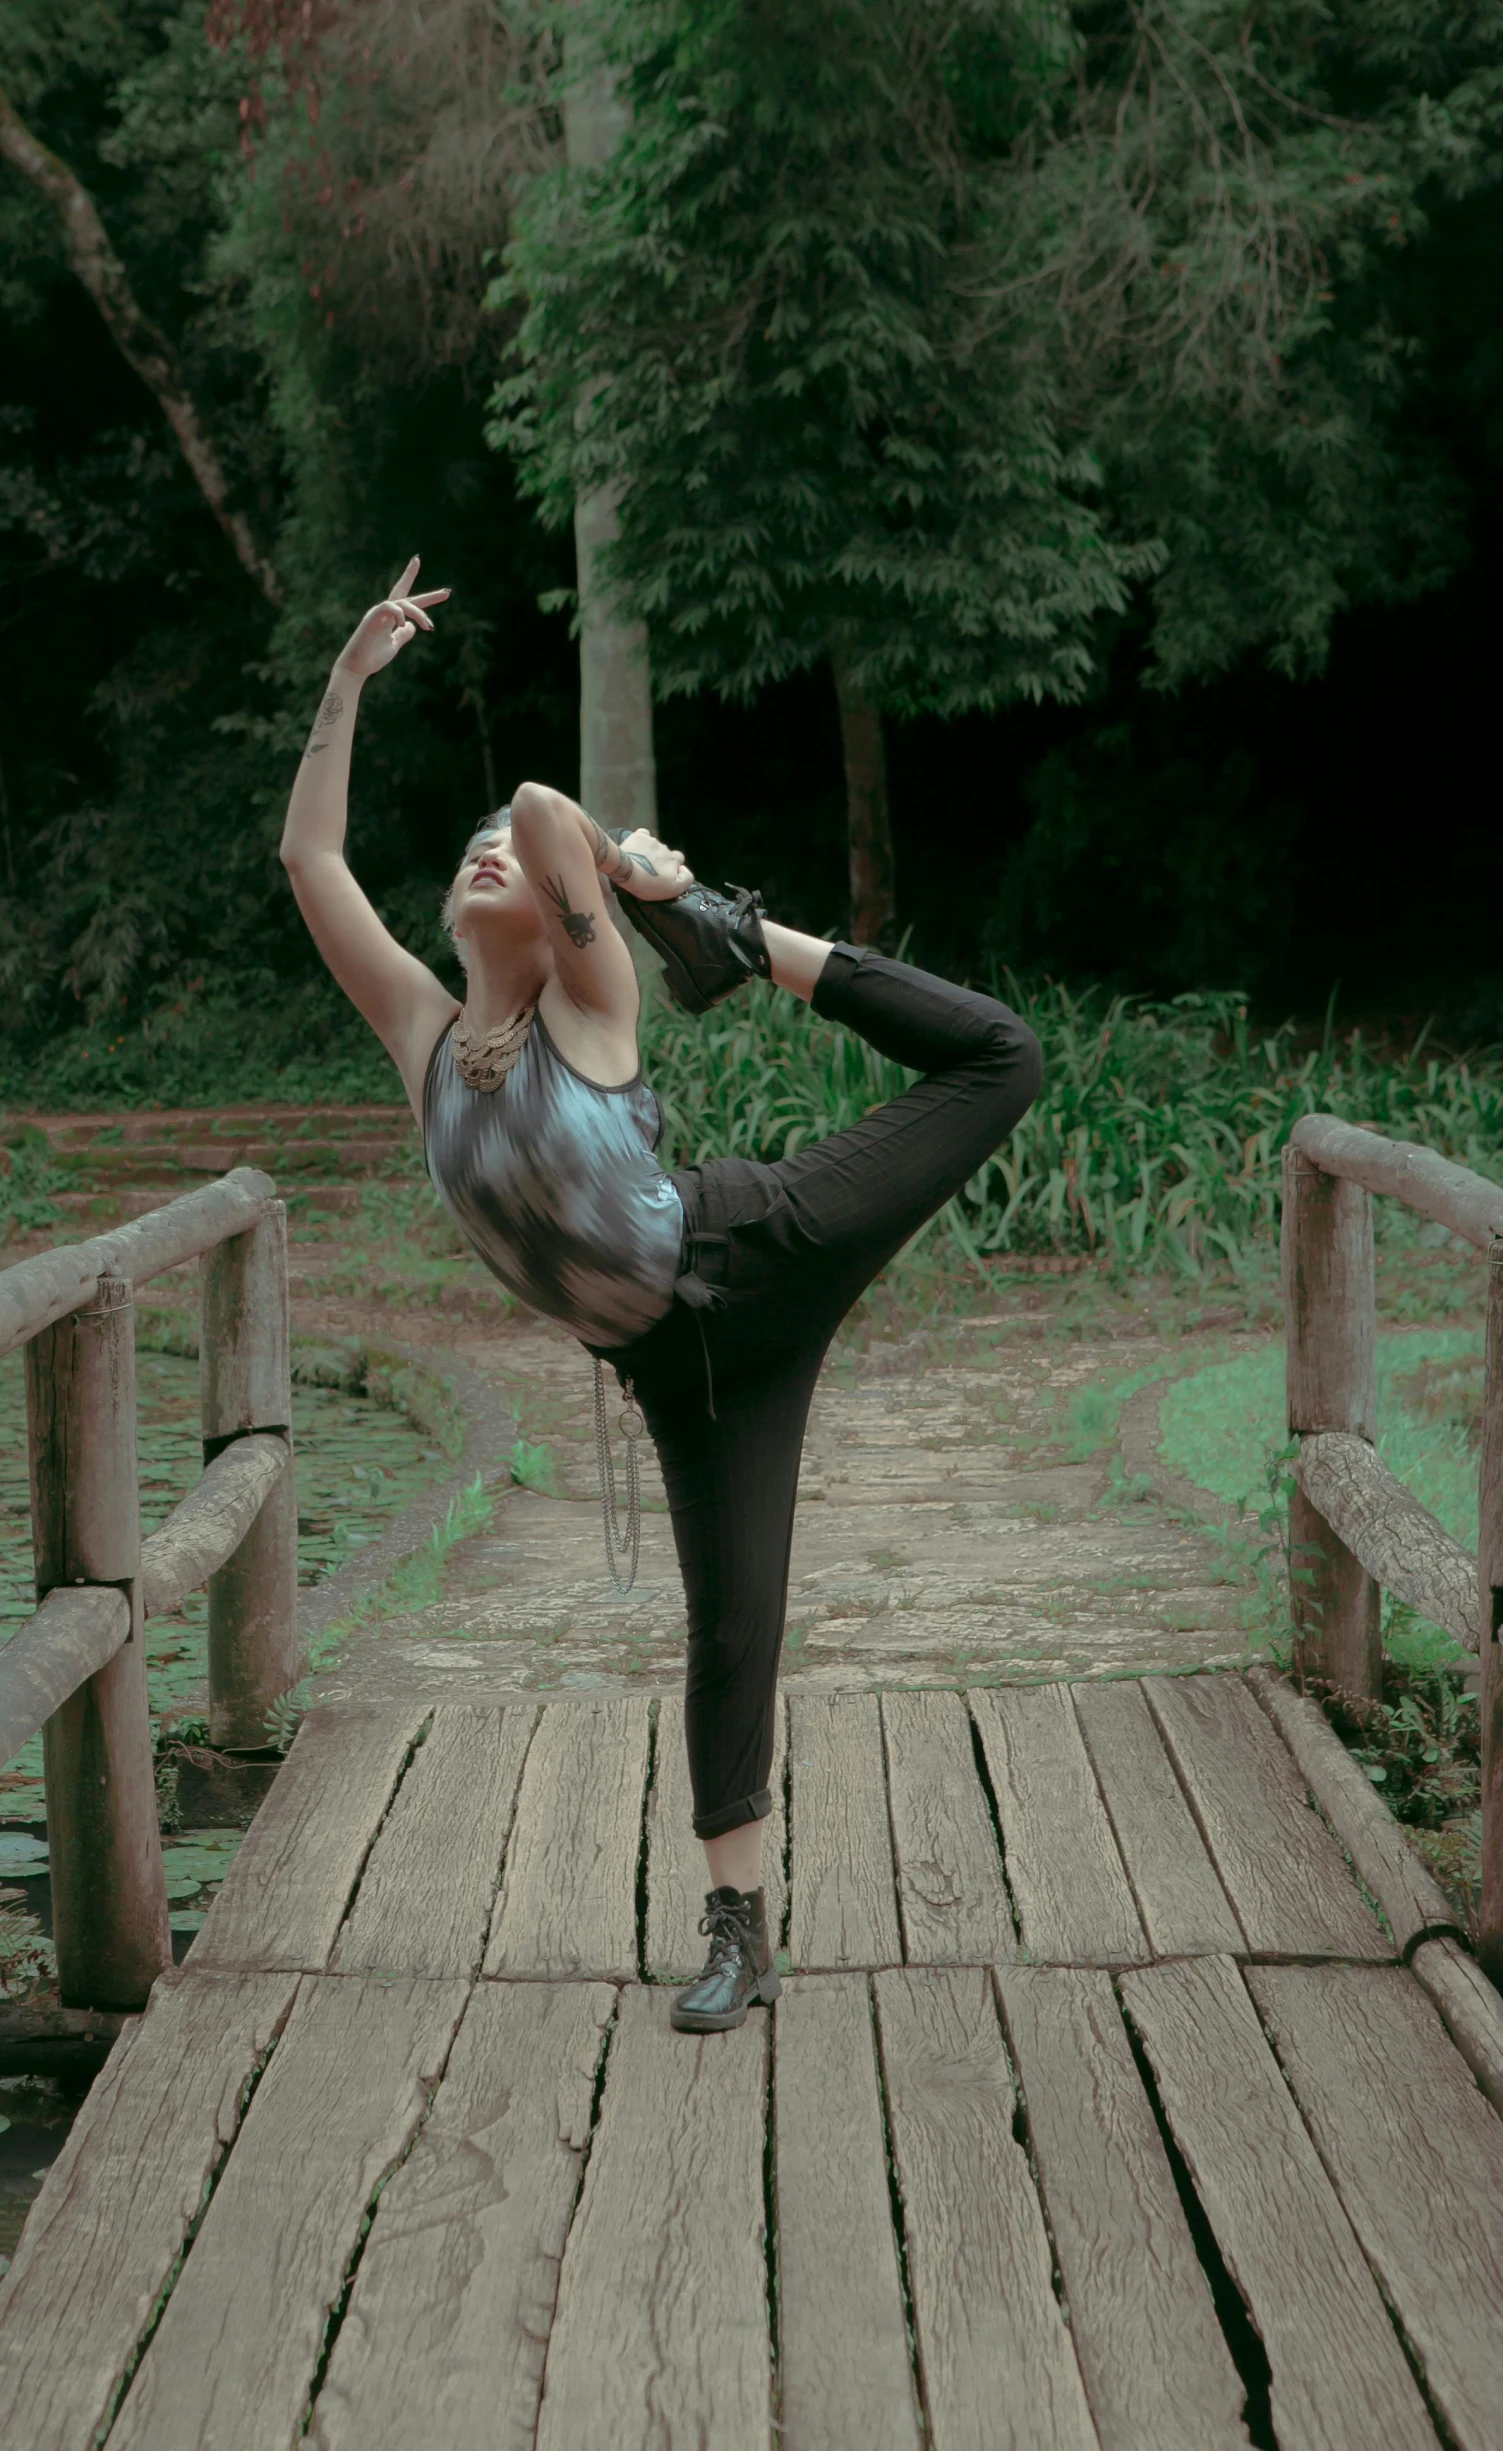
[333, 555, 451, 681]
[609, 828, 696, 901]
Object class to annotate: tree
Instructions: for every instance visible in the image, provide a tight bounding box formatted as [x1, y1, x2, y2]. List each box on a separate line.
[491, 0, 1503, 942]
[0, 76, 279, 601]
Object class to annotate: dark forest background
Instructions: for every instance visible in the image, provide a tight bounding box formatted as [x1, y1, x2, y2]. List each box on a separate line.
[3, 0, 1503, 1107]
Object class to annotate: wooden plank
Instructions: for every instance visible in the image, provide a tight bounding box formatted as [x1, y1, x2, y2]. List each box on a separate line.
[1478, 1246, 1503, 1983]
[1073, 1681, 1244, 1958]
[534, 1983, 770, 2451]
[188, 1701, 428, 1972]
[0, 1583, 130, 1768]
[0, 1969, 298, 2451]
[0, 1166, 273, 1359]
[873, 1966, 1097, 2451]
[308, 1982, 614, 2451]
[970, 1685, 1144, 1965]
[882, 1689, 1016, 1965]
[787, 1692, 903, 1971]
[1249, 1963, 1503, 2451]
[106, 1973, 468, 2451]
[644, 1694, 786, 1981]
[485, 1696, 651, 1980]
[997, 1966, 1248, 2451]
[1248, 1667, 1459, 1953]
[1411, 1936, 1503, 2116]
[1290, 1112, 1503, 1255]
[139, 1433, 288, 1617]
[28, 1271, 170, 2007]
[333, 1704, 537, 1978]
[1145, 1675, 1390, 1960]
[1121, 1957, 1435, 2451]
[775, 1975, 922, 2451]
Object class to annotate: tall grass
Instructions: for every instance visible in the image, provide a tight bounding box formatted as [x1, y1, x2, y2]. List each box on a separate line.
[645, 981, 1503, 1276]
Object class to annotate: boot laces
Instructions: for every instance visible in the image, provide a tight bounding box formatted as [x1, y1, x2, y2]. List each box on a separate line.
[697, 1898, 752, 1974]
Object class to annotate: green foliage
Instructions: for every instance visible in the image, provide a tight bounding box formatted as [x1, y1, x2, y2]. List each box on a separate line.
[493, 0, 1502, 714]
[1347, 1669, 1480, 1831]
[508, 1434, 561, 1493]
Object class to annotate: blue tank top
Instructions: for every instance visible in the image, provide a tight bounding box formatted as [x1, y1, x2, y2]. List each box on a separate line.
[423, 1014, 684, 1348]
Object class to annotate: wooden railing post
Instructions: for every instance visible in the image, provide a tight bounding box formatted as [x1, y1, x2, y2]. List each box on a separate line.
[1283, 1144, 1382, 1700]
[200, 1201, 298, 1748]
[1476, 1242, 1503, 1985]
[24, 1270, 170, 2007]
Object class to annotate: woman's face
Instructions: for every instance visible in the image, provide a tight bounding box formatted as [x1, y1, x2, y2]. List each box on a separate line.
[450, 824, 545, 944]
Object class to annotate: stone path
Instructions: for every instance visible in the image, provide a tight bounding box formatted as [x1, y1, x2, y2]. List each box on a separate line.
[290, 1269, 1266, 1707]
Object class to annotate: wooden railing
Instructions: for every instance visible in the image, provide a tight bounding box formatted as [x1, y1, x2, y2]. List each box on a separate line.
[0, 1169, 297, 2011]
[1283, 1113, 1503, 1977]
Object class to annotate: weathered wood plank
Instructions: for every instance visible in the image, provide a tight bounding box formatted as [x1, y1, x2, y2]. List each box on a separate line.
[1121, 1957, 1435, 2451]
[882, 1689, 1016, 1965]
[1294, 1431, 1479, 1653]
[1248, 1667, 1459, 1953]
[1072, 1681, 1244, 1958]
[997, 1966, 1248, 2451]
[28, 1270, 170, 2007]
[0, 1969, 297, 2451]
[970, 1685, 1144, 1966]
[644, 1694, 786, 1981]
[874, 1966, 1097, 2451]
[776, 1975, 922, 2451]
[787, 1692, 903, 1971]
[0, 1166, 274, 1359]
[1144, 1675, 1389, 1960]
[0, 1583, 130, 1768]
[1290, 1112, 1503, 1254]
[1411, 1936, 1503, 2116]
[187, 1701, 428, 1972]
[535, 1983, 770, 2451]
[485, 1696, 651, 1980]
[332, 1705, 537, 1978]
[106, 1973, 468, 2451]
[139, 1433, 288, 1618]
[1478, 1244, 1503, 1983]
[1249, 1963, 1503, 2451]
[309, 1981, 614, 2451]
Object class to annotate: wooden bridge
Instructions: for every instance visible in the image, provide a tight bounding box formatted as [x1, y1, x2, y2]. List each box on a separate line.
[4, 1118, 1503, 2448]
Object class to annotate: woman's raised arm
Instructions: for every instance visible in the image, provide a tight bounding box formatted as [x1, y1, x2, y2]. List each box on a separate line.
[280, 557, 457, 1109]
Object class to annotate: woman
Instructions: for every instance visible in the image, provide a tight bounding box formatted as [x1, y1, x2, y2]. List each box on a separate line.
[282, 561, 1043, 2032]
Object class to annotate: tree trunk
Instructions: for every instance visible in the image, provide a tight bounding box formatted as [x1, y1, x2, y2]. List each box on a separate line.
[0, 79, 280, 606]
[833, 656, 896, 947]
[561, 42, 657, 834]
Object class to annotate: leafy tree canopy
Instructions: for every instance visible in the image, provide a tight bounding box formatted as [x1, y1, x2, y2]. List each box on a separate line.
[493, 0, 1503, 712]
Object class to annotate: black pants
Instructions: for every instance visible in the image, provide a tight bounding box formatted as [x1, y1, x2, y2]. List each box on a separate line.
[604, 944, 1043, 1840]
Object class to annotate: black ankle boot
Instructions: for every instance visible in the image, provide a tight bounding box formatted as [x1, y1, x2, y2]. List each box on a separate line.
[616, 878, 772, 1015]
[670, 1887, 781, 2032]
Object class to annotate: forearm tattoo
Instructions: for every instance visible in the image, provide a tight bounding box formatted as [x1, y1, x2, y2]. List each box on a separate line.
[540, 874, 597, 949]
[302, 690, 344, 760]
[587, 819, 658, 882]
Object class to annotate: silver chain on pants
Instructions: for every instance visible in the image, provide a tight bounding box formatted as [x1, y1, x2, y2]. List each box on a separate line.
[593, 1358, 643, 1592]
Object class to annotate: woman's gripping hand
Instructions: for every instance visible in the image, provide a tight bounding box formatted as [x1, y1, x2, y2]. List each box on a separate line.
[334, 555, 450, 681]
[609, 828, 695, 901]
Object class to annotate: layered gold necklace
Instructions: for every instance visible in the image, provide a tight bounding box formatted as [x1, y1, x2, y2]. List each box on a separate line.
[452, 1003, 536, 1092]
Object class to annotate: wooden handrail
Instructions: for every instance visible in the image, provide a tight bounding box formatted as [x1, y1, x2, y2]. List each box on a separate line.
[0, 1587, 130, 1771]
[1284, 1110, 1503, 1984]
[0, 1166, 275, 1358]
[1294, 1432, 1480, 1653]
[140, 1434, 289, 1619]
[1290, 1114, 1503, 1251]
[1, 1172, 297, 2008]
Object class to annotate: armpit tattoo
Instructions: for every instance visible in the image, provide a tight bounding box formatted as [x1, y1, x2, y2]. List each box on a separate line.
[302, 690, 344, 760]
[540, 874, 597, 949]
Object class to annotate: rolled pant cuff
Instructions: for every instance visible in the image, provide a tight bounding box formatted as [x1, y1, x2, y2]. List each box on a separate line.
[692, 1786, 773, 1842]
